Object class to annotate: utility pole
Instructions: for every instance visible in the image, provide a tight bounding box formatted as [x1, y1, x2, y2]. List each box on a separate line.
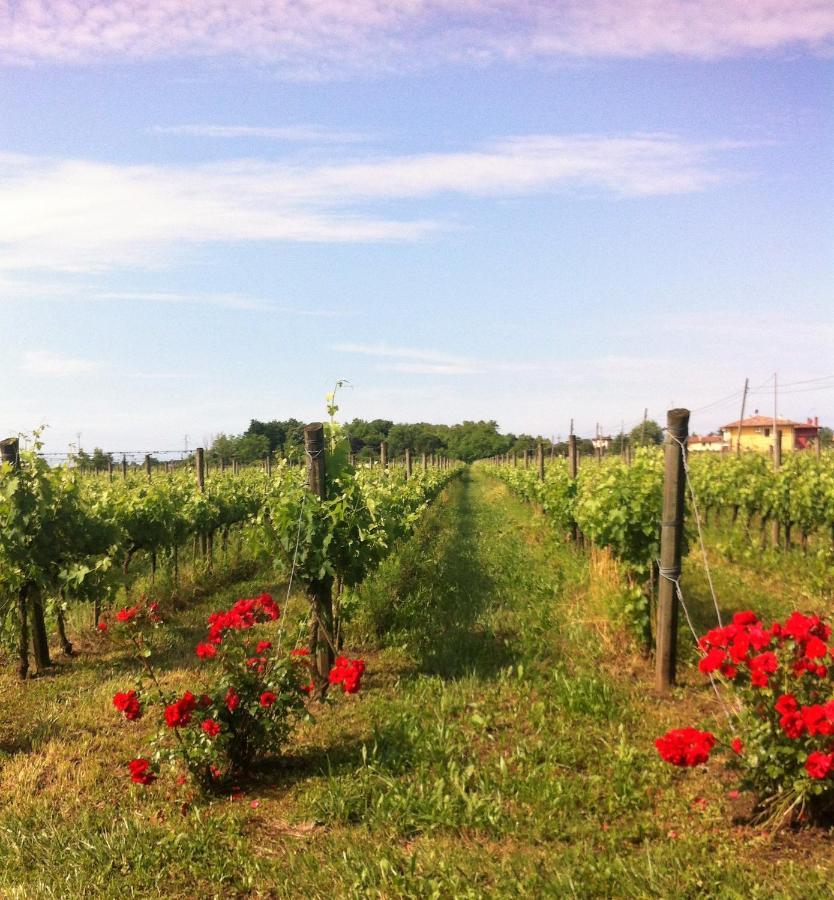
[736, 377, 749, 455]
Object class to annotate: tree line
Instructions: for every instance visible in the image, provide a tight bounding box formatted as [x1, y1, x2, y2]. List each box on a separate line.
[206, 418, 667, 466]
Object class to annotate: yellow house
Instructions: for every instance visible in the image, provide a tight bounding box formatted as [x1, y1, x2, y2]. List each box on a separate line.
[720, 415, 819, 454]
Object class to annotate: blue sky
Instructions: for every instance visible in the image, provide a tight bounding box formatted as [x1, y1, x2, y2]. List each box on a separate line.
[1, 1, 832, 454]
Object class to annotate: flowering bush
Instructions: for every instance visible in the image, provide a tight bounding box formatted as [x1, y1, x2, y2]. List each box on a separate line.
[110, 592, 365, 789]
[655, 609, 834, 825]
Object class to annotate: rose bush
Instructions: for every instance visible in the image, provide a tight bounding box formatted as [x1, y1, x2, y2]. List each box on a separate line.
[655, 609, 834, 825]
[110, 592, 365, 788]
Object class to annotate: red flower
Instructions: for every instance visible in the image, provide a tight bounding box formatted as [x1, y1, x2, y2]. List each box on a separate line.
[775, 694, 798, 715]
[96, 621, 107, 633]
[164, 691, 197, 728]
[733, 611, 758, 627]
[301, 680, 314, 695]
[116, 605, 140, 624]
[259, 691, 277, 707]
[256, 640, 272, 654]
[779, 712, 805, 740]
[201, 719, 221, 737]
[730, 738, 743, 755]
[805, 636, 828, 659]
[196, 642, 217, 659]
[128, 758, 156, 785]
[806, 751, 834, 779]
[225, 687, 240, 712]
[654, 728, 715, 767]
[198, 693, 212, 708]
[698, 648, 726, 674]
[328, 656, 366, 694]
[112, 690, 142, 721]
[291, 647, 310, 657]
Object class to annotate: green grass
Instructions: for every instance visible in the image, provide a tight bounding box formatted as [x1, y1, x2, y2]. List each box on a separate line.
[1, 471, 833, 897]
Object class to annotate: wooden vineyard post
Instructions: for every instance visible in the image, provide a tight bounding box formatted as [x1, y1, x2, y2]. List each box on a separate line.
[2, 438, 33, 679]
[196, 448, 205, 492]
[656, 408, 689, 694]
[421, 452, 427, 473]
[568, 435, 579, 543]
[380, 441, 388, 470]
[523, 449, 529, 469]
[512, 450, 517, 467]
[304, 423, 334, 696]
[107, 459, 113, 483]
[772, 429, 783, 547]
[265, 454, 272, 477]
[536, 442, 545, 481]
[405, 448, 412, 479]
[121, 455, 127, 480]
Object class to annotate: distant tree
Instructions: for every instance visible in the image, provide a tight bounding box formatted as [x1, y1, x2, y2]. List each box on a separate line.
[820, 426, 833, 448]
[90, 447, 113, 471]
[446, 420, 511, 462]
[628, 419, 664, 447]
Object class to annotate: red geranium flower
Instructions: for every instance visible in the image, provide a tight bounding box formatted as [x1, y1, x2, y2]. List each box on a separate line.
[116, 605, 140, 624]
[256, 640, 271, 654]
[259, 691, 276, 707]
[201, 719, 221, 737]
[328, 656, 366, 694]
[654, 728, 715, 767]
[128, 758, 156, 785]
[806, 751, 834, 779]
[731, 737, 743, 755]
[112, 690, 142, 721]
[164, 691, 197, 728]
[196, 642, 217, 659]
[225, 687, 240, 712]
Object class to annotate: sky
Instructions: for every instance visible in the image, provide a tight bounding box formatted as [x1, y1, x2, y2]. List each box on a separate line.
[1, 0, 832, 455]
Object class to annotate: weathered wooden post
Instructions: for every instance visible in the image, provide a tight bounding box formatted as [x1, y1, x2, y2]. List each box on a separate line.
[512, 450, 517, 467]
[380, 441, 388, 470]
[196, 448, 205, 492]
[536, 442, 545, 481]
[421, 452, 427, 473]
[771, 429, 783, 548]
[523, 449, 529, 469]
[2, 438, 38, 678]
[107, 459, 114, 483]
[265, 454, 272, 477]
[304, 423, 334, 695]
[568, 434, 579, 543]
[656, 408, 689, 693]
[121, 454, 127, 480]
[405, 448, 412, 479]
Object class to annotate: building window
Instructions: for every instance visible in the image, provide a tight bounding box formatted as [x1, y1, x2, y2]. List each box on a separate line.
[764, 428, 770, 437]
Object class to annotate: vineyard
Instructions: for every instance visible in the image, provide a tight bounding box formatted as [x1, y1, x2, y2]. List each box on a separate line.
[2, 416, 834, 897]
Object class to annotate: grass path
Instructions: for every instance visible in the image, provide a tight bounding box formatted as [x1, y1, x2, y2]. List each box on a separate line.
[1, 470, 832, 897]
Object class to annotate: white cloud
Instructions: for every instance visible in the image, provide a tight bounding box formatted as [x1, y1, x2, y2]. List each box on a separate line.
[151, 124, 371, 143]
[20, 350, 102, 377]
[0, 134, 742, 274]
[0, 1, 831, 71]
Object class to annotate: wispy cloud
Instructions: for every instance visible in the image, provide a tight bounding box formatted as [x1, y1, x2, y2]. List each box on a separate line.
[96, 291, 353, 316]
[333, 342, 484, 375]
[0, 1, 830, 72]
[0, 134, 743, 274]
[151, 124, 371, 143]
[20, 350, 102, 377]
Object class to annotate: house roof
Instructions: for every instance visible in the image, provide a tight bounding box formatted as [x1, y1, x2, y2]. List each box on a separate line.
[720, 415, 803, 430]
[688, 434, 723, 444]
